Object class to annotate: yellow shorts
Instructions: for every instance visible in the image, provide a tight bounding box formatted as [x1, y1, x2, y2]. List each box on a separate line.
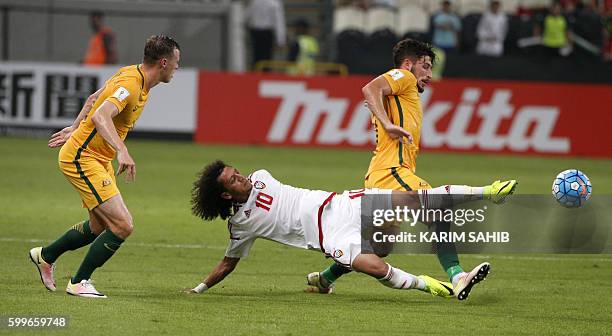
[59, 146, 119, 210]
[365, 167, 431, 191]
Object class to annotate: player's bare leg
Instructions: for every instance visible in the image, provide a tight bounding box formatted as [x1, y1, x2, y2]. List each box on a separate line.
[88, 210, 106, 235]
[92, 194, 134, 239]
[66, 194, 133, 298]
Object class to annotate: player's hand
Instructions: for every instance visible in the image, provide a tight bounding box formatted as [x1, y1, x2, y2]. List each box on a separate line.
[384, 124, 413, 144]
[84, 92, 98, 110]
[48, 126, 74, 148]
[116, 149, 136, 183]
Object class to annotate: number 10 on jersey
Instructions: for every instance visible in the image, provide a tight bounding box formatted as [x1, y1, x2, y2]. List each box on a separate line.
[256, 192, 273, 211]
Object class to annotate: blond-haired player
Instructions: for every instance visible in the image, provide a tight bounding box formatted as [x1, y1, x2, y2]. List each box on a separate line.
[29, 35, 180, 298]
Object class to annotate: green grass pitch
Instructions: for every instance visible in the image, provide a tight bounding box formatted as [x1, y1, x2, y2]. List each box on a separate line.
[1, 137, 611, 335]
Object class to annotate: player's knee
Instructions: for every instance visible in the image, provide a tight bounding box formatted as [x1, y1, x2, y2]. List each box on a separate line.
[123, 221, 134, 237]
[117, 224, 133, 239]
[110, 215, 133, 239]
[122, 217, 134, 237]
[127, 212, 134, 229]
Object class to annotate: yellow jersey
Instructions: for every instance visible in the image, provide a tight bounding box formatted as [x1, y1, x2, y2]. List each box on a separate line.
[65, 64, 149, 162]
[366, 69, 423, 177]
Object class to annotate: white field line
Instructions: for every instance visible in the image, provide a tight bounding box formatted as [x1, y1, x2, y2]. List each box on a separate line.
[2, 237, 611, 262]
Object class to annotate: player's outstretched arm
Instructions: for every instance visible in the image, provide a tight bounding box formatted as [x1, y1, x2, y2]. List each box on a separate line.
[187, 257, 240, 294]
[48, 86, 104, 148]
[362, 76, 413, 144]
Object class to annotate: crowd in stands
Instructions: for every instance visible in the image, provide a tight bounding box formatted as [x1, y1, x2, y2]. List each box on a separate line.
[332, 0, 612, 66]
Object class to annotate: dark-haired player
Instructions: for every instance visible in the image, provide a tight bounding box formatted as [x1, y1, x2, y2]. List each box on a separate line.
[29, 35, 180, 298]
[185, 160, 516, 298]
[308, 39, 492, 300]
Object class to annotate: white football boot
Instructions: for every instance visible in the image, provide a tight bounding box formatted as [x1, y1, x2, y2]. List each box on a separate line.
[66, 279, 107, 298]
[29, 247, 56, 291]
[453, 262, 491, 300]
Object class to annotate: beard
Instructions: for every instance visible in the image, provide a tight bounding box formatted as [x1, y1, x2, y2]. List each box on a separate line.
[417, 83, 424, 93]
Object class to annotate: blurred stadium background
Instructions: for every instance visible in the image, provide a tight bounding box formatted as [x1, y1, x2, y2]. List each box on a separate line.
[1, 0, 611, 334]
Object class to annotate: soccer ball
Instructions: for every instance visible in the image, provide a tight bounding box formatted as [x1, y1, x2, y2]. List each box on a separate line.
[551, 169, 592, 208]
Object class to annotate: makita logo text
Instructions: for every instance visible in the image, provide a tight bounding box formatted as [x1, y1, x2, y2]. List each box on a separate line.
[260, 80, 570, 154]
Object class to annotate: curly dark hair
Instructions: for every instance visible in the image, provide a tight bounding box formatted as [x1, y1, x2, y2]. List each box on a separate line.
[191, 160, 233, 221]
[392, 39, 436, 68]
[143, 35, 180, 65]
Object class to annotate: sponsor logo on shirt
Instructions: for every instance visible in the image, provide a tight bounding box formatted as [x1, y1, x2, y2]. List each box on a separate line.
[333, 249, 344, 259]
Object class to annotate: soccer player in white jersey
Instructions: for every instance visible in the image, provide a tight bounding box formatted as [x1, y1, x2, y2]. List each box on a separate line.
[186, 161, 517, 298]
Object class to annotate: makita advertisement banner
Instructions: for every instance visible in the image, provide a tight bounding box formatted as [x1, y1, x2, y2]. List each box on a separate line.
[196, 72, 612, 157]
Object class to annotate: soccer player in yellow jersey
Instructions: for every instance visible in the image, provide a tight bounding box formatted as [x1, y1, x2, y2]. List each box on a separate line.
[307, 39, 513, 300]
[28, 35, 180, 298]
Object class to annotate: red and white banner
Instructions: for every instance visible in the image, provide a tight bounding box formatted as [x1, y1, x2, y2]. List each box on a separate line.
[196, 71, 612, 157]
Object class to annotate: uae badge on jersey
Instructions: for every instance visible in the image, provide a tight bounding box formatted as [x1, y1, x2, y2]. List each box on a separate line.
[254, 181, 266, 190]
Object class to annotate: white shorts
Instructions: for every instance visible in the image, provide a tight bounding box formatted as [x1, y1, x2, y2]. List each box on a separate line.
[319, 188, 392, 269]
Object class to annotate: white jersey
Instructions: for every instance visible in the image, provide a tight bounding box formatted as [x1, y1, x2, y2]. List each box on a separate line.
[224, 170, 335, 258]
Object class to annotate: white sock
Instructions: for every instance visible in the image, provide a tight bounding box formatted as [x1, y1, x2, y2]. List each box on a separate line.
[378, 264, 426, 290]
[451, 272, 467, 287]
[418, 185, 485, 209]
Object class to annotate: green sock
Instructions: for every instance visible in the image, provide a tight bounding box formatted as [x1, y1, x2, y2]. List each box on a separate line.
[41, 220, 98, 264]
[320, 263, 351, 287]
[446, 265, 464, 281]
[72, 230, 124, 284]
[434, 221, 463, 281]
